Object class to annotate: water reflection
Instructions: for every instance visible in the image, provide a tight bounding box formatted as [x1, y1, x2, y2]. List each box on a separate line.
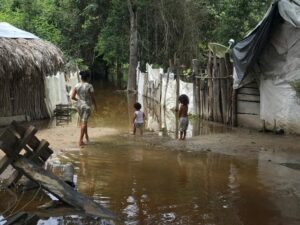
[1, 85, 300, 224]
[52, 137, 300, 225]
[139, 94, 232, 139]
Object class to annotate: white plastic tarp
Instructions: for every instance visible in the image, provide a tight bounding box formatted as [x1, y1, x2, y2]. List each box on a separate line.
[278, 0, 300, 28]
[258, 21, 300, 133]
[232, 0, 300, 87]
[0, 22, 39, 39]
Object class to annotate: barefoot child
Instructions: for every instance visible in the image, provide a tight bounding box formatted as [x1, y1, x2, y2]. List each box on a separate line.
[133, 102, 145, 135]
[71, 70, 97, 146]
[178, 94, 189, 140]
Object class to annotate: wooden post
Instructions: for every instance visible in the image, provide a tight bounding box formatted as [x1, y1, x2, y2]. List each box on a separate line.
[220, 58, 227, 123]
[225, 53, 233, 125]
[207, 50, 213, 120]
[212, 55, 222, 122]
[192, 59, 200, 115]
[175, 57, 180, 112]
[232, 89, 237, 126]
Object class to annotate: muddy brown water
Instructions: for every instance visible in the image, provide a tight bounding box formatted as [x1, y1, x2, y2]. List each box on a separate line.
[1, 84, 300, 225]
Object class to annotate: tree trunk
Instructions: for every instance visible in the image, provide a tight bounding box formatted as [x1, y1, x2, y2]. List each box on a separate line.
[117, 61, 123, 89]
[127, 0, 138, 92]
[207, 50, 213, 120]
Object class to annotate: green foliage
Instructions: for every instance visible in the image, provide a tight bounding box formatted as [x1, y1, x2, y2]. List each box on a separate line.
[0, 0, 274, 75]
[210, 0, 272, 44]
[97, 0, 129, 65]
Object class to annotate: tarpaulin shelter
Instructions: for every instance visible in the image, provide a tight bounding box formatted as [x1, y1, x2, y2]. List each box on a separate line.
[232, 0, 300, 133]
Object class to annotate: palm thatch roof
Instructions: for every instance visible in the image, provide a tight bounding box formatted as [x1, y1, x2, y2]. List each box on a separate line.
[0, 23, 64, 120]
[0, 38, 64, 79]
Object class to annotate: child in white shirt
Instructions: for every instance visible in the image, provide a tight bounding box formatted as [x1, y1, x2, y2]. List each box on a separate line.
[133, 102, 145, 135]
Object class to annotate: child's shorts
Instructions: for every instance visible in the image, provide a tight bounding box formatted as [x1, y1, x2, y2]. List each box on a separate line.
[179, 117, 189, 131]
[78, 105, 91, 122]
[134, 123, 144, 128]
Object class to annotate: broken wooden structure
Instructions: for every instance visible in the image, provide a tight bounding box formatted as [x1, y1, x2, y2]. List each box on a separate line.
[0, 121, 116, 222]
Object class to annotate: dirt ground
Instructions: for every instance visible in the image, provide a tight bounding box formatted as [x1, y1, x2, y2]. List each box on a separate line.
[1, 122, 300, 180]
[144, 127, 300, 162]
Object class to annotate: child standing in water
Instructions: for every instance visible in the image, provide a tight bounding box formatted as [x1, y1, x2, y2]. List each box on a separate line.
[133, 102, 145, 135]
[178, 94, 189, 140]
[71, 70, 97, 146]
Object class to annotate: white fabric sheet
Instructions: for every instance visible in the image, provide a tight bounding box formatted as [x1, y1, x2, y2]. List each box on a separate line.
[44, 72, 69, 115]
[136, 64, 196, 114]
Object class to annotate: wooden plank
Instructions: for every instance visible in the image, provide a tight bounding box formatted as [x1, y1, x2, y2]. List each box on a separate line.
[6, 140, 51, 187]
[13, 157, 116, 220]
[207, 50, 213, 120]
[232, 89, 237, 126]
[220, 58, 227, 123]
[238, 87, 260, 96]
[3, 212, 39, 225]
[15, 126, 37, 154]
[237, 94, 260, 102]
[237, 101, 260, 115]
[224, 53, 233, 124]
[0, 129, 19, 156]
[244, 82, 259, 88]
[31, 139, 50, 162]
[212, 56, 222, 122]
[11, 121, 53, 158]
[0, 115, 26, 126]
[11, 121, 40, 149]
[0, 155, 11, 174]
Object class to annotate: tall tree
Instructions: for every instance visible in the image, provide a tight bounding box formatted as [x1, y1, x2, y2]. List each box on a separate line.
[127, 0, 138, 92]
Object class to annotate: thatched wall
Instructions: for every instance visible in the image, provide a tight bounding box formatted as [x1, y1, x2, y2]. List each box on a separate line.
[0, 38, 64, 120]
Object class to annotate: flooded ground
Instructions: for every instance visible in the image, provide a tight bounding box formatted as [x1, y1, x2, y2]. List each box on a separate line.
[1, 83, 300, 225]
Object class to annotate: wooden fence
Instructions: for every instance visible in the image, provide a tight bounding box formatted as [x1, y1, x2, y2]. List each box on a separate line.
[191, 51, 235, 125]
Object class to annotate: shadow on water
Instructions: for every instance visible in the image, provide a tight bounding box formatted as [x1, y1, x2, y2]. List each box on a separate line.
[1, 84, 300, 225]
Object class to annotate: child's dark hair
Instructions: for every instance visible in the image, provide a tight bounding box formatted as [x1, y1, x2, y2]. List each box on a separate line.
[134, 102, 142, 110]
[178, 94, 189, 105]
[79, 70, 91, 81]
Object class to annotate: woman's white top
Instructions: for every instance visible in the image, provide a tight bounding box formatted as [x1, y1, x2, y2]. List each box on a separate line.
[134, 111, 144, 123]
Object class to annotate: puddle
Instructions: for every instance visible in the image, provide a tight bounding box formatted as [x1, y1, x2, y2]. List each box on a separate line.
[1, 84, 300, 224]
[54, 137, 300, 225]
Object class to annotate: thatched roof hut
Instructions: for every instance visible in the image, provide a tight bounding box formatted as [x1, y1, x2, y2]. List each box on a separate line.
[0, 22, 64, 121]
